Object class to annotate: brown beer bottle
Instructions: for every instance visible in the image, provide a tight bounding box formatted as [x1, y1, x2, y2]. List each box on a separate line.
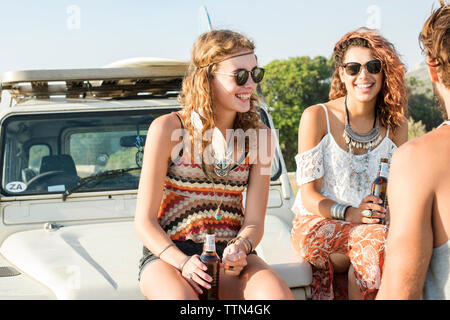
[198, 227, 220, 300]
[371, 158, 389, 224]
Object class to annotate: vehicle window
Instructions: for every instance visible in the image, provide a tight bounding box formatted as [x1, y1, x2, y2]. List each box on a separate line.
[23, 144, 51, 182]
[69, 130, 146, 177]
[1, 110, 158, 196]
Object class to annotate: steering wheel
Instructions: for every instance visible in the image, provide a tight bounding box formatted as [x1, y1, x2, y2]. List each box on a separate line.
[26, 171, 81, 192]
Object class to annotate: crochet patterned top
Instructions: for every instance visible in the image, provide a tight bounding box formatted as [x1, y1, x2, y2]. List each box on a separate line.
[292, 104, 398, 216]
[157, 113, 250, 243]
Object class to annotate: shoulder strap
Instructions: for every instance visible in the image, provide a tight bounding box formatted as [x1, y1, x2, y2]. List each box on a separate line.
[173, 111, 185, 131]
[319, 104, 331, 134]
[171, 111, 185, 163]
[230, 150, 249, 171]
[437, 120, 450, 129]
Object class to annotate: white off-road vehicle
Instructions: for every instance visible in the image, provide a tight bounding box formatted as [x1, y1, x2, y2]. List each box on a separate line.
[0, 58, 311, 299]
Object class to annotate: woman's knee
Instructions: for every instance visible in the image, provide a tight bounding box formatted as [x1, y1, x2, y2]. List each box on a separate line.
[242, 256, 294, 300]
[330, 253, 350, 273]
[139, 260, 198, 300]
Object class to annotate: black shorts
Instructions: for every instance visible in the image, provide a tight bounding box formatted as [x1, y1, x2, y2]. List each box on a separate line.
[138, 239, 257, 281]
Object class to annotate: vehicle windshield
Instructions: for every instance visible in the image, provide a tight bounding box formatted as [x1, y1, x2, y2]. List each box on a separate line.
[1, 106, 280, 197]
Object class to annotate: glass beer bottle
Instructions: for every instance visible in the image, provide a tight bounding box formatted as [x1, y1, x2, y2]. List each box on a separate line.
[199, 227, 220, 300]
[371, 158, 389, 224]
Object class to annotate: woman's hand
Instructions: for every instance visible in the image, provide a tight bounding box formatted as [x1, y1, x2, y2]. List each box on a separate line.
[345, 195, 386, 224]
[180, 255, 213, 294]
[222, 243, 248, 276]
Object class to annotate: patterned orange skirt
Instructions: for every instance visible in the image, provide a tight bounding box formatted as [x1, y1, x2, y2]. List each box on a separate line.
[290, 214, 388, 300]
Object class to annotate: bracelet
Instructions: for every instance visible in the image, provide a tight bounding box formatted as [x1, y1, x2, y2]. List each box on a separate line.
[227, 236, 253, 255]
[240, 237, 253, 254]
[330, 202, 349, 220]
[244, 237, 254, 253]
[238, 238, 250, 255]
[157, 243, 175, 258]
[178, 256, 191, 272]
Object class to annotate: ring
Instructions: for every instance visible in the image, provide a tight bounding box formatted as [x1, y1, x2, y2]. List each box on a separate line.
[226, 264, 234, 271]
[362, 209, 373, 218]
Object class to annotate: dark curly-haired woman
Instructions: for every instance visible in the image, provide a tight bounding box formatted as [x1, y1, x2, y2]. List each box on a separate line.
[290, 28, 408, 300]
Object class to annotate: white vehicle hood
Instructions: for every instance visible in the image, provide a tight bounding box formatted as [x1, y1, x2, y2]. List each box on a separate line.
[0, 221, 144, 300]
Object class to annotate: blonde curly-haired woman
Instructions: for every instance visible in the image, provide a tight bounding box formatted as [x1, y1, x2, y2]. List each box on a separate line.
[135, 29, 292, 300]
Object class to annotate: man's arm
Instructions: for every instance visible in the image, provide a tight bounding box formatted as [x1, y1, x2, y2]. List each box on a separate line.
[377, 140, 434, 299]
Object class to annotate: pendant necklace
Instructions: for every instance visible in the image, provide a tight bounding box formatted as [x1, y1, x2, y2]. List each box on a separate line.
[212, 130, 234, 177]
[201, 159, 229, 221]
[343, 96, 380, 192]
[348, 143, 371, 193]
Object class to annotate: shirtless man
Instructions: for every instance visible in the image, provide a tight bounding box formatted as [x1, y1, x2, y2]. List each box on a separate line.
[377, 0, 450, 299]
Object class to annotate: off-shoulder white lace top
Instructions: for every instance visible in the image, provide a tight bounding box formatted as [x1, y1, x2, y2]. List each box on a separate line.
[292, 104, 398, 216]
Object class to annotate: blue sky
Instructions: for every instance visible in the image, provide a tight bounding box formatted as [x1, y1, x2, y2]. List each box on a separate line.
[0, 0, 439, 74]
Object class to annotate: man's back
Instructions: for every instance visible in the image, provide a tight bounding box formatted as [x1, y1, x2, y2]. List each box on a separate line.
[377, 0, 450, 300]
[420, 123, 450, 299]
[425, 124, 450, 249]
[377, 122, 450, 299]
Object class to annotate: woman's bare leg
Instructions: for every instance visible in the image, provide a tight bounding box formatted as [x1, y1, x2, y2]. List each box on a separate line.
[219, 255, 294, 300]
[348, 264, 362, 300]
[139, 260, 199, 300]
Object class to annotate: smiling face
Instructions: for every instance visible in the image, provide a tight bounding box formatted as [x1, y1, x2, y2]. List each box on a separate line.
[211, 50, 258, 114]
[339, 46, 383, 104]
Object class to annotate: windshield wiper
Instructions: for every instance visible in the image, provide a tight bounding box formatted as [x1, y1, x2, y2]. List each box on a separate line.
[62, 167, 141, 201]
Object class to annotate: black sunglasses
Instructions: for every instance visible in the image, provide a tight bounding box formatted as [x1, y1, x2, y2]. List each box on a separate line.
[342, 59, 382, 76]
[215, 66, 265, 86]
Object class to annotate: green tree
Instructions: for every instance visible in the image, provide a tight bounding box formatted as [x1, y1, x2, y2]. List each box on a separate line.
[407, 116, 427, 140]
[407, 76, 443, 131]
[260, 56, 332, 171]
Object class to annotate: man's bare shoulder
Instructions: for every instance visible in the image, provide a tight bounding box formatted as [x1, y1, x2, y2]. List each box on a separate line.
[393, 127, 450, 178]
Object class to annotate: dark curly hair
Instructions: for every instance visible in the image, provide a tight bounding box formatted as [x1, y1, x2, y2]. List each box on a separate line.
[329, 28, 407, 131]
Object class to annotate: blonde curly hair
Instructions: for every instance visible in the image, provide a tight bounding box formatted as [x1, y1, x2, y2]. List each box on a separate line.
[178, 30, 261, 153]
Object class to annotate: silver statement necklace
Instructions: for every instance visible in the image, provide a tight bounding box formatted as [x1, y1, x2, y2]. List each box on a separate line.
[343, 95, 382, 150]
[343, 96, 380, 192]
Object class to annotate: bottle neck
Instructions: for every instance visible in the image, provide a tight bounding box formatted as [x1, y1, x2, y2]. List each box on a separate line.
[379, 162, 389, 177]
[204, 233, 216, 253]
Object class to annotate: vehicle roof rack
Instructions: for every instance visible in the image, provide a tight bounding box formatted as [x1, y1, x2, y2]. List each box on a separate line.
[0, 61, 189, 100]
